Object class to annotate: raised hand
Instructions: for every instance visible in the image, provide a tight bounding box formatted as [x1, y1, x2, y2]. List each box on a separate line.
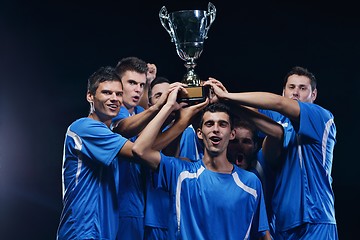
[146, 63, 157, 84]
[203, 77, 228, 102]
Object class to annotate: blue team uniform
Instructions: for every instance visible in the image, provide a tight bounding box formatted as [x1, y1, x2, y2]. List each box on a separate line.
[259, 101, 338, 239]
[144, 125, 203, 239]
[250, 150, 276, 239]
[57, 118, 127, 240]
[112, 106, 146, 240]
[155, 154, 269, 240]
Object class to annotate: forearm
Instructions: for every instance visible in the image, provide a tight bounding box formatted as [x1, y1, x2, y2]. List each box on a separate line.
[224, 92, 283, 110]
[132, 104, 174, 168]
[233, 104, 283, 139]
[113, 105, 160, 138]
[153, 117, 190, 151]
[224, 92, 300, 120]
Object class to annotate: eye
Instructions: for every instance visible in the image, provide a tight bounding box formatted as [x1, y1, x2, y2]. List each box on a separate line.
[204, 121, 214, 127]
[102, 90, 111, 95]
[219, 121, 229, 128]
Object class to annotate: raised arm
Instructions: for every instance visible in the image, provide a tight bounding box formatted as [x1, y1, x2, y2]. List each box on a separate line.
[204, 78, 301, 122]
[231, 103, 284, 166]
[112, 104, 161, 138]
[132, 86, 182, 169]
[133, 87, 209, 169]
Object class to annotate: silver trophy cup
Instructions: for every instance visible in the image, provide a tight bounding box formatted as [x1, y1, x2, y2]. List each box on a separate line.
[159, 2, 216, 103]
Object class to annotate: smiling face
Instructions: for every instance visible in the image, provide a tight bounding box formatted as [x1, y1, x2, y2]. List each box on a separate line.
[197, 111, 235, 157]
[283, 74, 317, 103]
[87, 80, 123, 127]
[121, 70, 147, 112]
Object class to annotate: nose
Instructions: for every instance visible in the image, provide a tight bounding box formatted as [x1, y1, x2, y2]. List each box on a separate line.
[110, 92, 121, 103]
[134, 84, 142, 93]
[292, 87, 300, 97]
[212, 123, 220, 132]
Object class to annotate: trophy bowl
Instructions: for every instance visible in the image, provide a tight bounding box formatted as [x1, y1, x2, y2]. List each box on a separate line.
[159, 2, 216, 103]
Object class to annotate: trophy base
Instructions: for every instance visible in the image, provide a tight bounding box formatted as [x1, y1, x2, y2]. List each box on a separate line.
[177, 85, 209, 104]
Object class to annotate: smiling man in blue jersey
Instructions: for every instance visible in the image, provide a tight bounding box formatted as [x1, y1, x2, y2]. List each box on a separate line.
[57, 66, 134, 239]
[132, 86, 271, 240]
[204, 66, 338, 239]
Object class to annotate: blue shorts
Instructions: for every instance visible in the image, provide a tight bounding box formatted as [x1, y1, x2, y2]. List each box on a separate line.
[275, 223, 338, 240]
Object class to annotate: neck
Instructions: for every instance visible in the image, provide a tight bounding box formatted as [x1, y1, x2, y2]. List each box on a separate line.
[88, 113, 111, 128]
[202, 151, 234, 174]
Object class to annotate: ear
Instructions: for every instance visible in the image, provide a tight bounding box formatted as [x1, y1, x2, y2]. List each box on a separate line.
[311, 88, 317, 102]
[86, 91, 94, 103]
[229, 129, 235, 141]
[197, 128, 203, 140]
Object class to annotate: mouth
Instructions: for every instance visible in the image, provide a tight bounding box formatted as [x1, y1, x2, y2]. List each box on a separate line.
[108, 104, 119, 111]
[236, 153, 244, 163]
[132, 96, 140, 102]
[209, 136, 221, 145]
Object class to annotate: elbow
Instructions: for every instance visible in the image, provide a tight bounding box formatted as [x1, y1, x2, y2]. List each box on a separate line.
[132, 143, 145, 160]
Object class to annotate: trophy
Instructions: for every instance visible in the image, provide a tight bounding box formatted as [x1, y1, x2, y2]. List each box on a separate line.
[159, 2, 216, 103]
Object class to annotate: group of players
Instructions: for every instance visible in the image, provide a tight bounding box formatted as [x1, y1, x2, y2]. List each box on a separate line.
[56, 56, 338, 240]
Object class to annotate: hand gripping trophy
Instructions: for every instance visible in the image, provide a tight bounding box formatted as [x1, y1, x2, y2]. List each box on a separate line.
[159, 2, 216, 103]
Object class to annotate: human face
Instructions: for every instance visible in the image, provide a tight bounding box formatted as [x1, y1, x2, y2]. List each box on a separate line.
[150, 82, 170, 105]
[87, 81, 123, 126]
[121, 71, 147, 111]
[283, 74, 317, 103]
[197, 111, 235, 157]
[228, 127, 256, 170]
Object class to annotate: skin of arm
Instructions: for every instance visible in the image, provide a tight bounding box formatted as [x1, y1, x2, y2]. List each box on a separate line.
[139, 63, 157, 109]
[132, 87, 209, 169]
[232, 103, 284, 166]
[204, 78, 301, 123]
[112, 83, 169, 138]
[113, 82, 187, 139]
[205, 79, 284, 166]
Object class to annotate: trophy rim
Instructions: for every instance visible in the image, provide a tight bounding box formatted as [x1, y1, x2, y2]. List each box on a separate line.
[170, 9, 206, 15]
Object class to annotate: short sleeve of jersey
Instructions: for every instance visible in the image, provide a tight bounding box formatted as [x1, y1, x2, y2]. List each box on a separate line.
[298, 101, 336, 141]
[68, 118, 127, 166]
[154, 153, 178, 192]
[179, 125, 203, 161]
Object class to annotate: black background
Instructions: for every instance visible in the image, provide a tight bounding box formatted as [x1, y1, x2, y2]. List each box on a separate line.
[0, 0, 358, 239]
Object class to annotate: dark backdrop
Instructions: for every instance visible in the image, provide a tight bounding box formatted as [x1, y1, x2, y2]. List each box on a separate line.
[1, 0, 358, 239]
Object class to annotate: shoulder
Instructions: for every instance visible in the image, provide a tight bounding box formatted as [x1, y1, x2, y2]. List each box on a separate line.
[299, 102, 334, 120]
[233, 165, 262, 184]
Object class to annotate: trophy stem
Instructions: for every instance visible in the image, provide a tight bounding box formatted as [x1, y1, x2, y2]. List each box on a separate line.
[183, 60, 200, 86]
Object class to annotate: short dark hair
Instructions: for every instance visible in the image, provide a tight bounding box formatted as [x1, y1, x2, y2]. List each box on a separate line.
[199, 103, 234, 129]
[148, 76, 171, 102]
[87, 66, 120, 95]
[283, 66, 317, 91]
[115, 56, 148, 80]
[233, 118, 259, 144]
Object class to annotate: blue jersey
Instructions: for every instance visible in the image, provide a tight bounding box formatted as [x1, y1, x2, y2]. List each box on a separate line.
[57, 118, 127, 240]
[144, 125, 203, 229]
[251, 150, 276, 238]
[156, 154, 269, 240]
[259, 101, 337, 232]
[112, 106, 146, 218]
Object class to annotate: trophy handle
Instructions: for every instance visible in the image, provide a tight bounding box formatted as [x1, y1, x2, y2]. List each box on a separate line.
[204, 2, 216, 39]
[159, 6, 175, 42]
